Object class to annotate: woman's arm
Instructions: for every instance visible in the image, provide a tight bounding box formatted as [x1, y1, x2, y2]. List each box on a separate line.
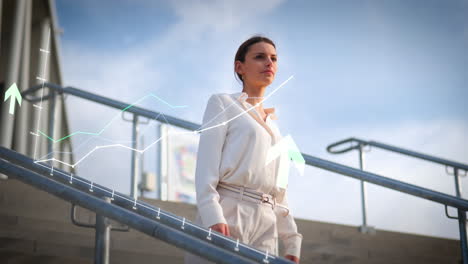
[275, 189, 303, 262]
[195, 94, 228, 229]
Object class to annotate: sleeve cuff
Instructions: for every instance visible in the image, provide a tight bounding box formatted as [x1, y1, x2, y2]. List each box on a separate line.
[198, 201, 227, 228]
[282, 233, 303, 259]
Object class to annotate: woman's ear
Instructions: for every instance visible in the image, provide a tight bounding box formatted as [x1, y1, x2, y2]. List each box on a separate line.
[235, 61, 243, 76]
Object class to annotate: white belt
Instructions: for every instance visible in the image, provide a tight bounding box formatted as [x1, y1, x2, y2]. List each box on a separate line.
[217, 182, 290, 216]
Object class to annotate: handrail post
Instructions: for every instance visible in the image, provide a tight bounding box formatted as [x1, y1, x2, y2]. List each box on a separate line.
[95, 197, 111, 264]
[454, 168, 468, 263]
[358, 144, 375, 234]
[156, 123, 168, 200]
[130, 114, 140, 199]
[155, 123, 162, 200]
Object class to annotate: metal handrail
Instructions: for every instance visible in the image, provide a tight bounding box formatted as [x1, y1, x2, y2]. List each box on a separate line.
[301, 153, 468, 210]
[21, 82, 200, 131]
[21, 82, 198, 200]
[20, 83, 468, 262]
[0, 158, 259, 264]
[71, 203, 130, 231]
[0, 147, 293, 264]
[326, 137, 468, 263]
[327, 137, 468, 172]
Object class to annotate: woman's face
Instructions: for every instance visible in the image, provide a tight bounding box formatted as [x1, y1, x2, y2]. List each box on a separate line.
[236, 42, 277, 87]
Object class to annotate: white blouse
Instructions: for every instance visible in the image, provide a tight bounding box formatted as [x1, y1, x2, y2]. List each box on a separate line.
[195, 92, 303, 258]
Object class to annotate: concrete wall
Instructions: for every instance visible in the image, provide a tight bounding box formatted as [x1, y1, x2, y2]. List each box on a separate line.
[0, 179, 461, 264]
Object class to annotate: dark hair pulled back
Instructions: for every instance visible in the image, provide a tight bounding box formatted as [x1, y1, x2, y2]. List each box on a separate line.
[234, 35, 276, 83]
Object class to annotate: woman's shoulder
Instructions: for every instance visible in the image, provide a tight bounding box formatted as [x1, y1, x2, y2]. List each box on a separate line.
[206, 93, 239, 106]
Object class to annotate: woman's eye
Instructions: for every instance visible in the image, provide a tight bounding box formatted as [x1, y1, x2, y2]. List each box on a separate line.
[254, 55, 277, 62]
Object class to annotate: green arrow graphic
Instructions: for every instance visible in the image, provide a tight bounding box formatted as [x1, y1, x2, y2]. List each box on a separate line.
[4, 83, 22, 115]
[265, 135, 305, 188]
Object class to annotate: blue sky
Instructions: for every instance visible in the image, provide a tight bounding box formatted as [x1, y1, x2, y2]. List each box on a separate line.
[54, 0, 467, 240]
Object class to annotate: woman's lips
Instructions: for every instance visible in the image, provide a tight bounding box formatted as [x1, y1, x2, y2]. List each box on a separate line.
[262, 70, 274, 75]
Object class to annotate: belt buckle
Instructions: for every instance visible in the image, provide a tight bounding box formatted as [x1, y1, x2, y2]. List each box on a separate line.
[261, 194, 276, 209]
[261, 194, 270, 203]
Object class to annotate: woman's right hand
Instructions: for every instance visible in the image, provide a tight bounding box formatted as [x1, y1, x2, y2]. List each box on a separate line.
[210, 223, 231, 237]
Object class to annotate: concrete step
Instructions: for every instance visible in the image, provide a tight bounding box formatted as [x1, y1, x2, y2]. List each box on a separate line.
[0, 212, 186, 261]
[296, 219, 458, 261]
[0, 249, 90, 264]
[0, 237, 185, 264]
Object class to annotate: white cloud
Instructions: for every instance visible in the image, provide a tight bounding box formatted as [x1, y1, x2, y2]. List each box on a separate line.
[168, 0, 284, 32]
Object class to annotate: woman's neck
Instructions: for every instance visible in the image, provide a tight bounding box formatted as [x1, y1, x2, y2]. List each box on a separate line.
[242, 83, 266, 107]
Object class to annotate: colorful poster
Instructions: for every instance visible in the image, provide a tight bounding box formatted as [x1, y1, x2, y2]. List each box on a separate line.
[167, 127, 199, 204]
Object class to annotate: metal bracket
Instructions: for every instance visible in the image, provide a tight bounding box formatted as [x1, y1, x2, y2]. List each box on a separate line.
[445, 204, 468, 222]
[445, 166, 467, 177]
[121, 112, 150, 124]
[22, 90, 53, 103]
[71, 203, 130, 231]
[21, 83, 64, 103]
[358, 225, 376, 235]
[362, 143, 372, 153]
[326, 138, 362, 154]
[71, 203, 96, 228]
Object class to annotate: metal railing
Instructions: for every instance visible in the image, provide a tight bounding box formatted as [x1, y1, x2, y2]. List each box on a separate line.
[22, 82, 198, 200]
[327, 137, 468, 262]
[16, 83, 468, 263]
[0, 147, 294, 264]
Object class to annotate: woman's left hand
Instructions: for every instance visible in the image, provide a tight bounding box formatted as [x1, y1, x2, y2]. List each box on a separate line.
[285, 255, 299, 263]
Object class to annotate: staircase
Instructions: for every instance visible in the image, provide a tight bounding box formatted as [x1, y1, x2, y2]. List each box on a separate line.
[0, 177, 461, 264]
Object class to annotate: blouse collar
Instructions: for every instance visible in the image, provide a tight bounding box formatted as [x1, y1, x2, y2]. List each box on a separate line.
[233, 92, 278, 120]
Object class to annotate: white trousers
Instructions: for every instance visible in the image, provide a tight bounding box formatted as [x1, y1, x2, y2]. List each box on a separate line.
[184, 188, 279, 264]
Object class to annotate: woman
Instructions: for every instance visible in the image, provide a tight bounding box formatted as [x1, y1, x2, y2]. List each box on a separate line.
[185, 36, 302, 263]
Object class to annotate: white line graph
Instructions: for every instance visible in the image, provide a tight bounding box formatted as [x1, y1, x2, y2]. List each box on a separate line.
[34, 75, 294, 168]
[33, 27, 51, 160]
[37, 111, 170, 161]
